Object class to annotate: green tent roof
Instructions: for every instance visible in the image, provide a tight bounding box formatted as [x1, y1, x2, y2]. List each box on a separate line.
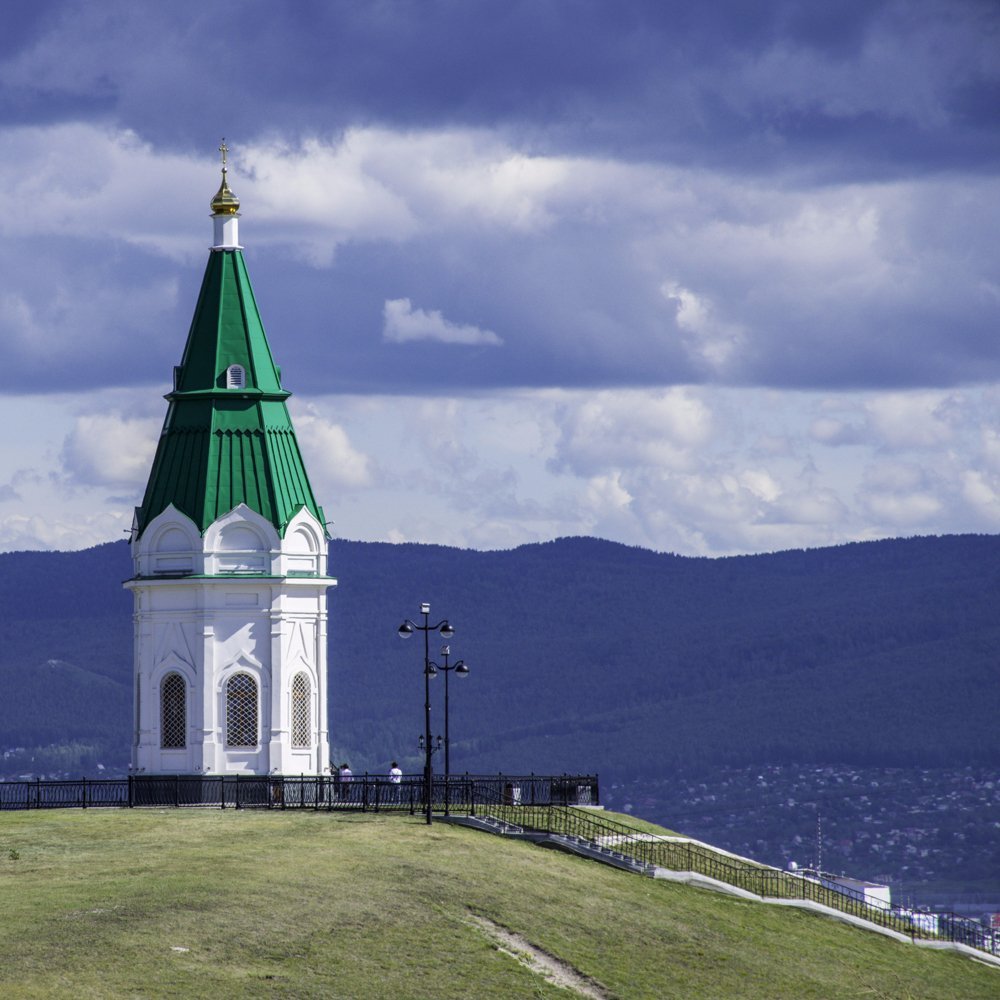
[134, 249, 326, 539]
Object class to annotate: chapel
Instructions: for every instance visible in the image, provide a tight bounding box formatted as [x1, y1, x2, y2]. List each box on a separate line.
[125, 146, 335, 776]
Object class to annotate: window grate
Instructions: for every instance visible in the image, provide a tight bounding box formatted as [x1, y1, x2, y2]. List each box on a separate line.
[226, 364, 246, 389]
[291, 673, 310, 747]
[226, 673, 258, 748]
[160, 673, 186, 748]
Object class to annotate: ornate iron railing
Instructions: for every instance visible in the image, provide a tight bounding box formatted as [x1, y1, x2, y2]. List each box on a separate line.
[0, 772, 599, 814]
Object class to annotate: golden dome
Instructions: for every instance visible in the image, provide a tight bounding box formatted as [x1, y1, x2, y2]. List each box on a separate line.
[210, 139, 240, 216]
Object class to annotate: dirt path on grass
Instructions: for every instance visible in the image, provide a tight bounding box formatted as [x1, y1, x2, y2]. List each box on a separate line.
[467, 913, 614, 999]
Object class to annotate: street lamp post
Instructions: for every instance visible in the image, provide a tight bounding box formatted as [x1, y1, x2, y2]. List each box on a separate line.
[436, 645, 469, 786]
[397, 602, 454, 825]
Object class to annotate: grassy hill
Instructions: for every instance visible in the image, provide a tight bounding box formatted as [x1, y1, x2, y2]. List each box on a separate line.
[0, 809, 995, 999]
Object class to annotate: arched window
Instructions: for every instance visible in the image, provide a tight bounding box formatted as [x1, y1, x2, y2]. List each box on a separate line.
[226, 364, 246, 389]
[226, 673, 258, 748]
[291, 673, 311, 748]
[160, 673, 186, 749]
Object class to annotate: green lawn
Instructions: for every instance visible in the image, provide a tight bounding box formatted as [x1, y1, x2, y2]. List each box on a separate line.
[570, 807, 683, 838]
[0, 809, 995, 999]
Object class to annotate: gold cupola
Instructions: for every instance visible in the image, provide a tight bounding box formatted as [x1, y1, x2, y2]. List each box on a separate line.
[211, 140, 240, 215]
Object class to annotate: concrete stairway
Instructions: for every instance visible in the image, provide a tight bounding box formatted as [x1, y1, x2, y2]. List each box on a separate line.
[442, 813, 656, 875]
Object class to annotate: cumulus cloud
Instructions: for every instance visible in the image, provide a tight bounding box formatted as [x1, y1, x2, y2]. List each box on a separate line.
[809, 417, 866, 446]
[2, 381, 998, 555]
[582, 472, 633, 522]
[961, 469, 1000, 524]
[739, 469, 782, 504]
[60, 412, 160, 489]
[0, 510, 131, 552]
[862, 460, 927, 493]
[980, 427, 1000, 472]
[857, 459, 945, 527]
[537, 388, 866, 553]
[862, 491, 943, 526]
[290, 411, 374, 490]
[0, 125, 205, 258]
[764, 489, 848, 527]
[865, 392, 959, 449]
[661, 282, 744, 372]
[382, 298, 502, 346]
[549, 389, 712, 478]
[233, 130, 626, 267]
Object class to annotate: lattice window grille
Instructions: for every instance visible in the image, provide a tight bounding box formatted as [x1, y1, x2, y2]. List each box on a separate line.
[160, 673, 186, 749]
[226, 673, 258, 748]
[291, 672, 311, 747]
[226, 364, 246, 389]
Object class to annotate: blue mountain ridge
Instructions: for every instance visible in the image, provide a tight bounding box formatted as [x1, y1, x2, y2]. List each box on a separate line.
[0, 533, 997, 777]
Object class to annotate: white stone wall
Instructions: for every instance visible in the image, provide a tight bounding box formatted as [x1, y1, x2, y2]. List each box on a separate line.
[126, 504, 334, 775]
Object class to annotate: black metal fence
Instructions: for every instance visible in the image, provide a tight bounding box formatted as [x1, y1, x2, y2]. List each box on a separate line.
[0, 773, 599, 813]
[453, 791, 999, 961]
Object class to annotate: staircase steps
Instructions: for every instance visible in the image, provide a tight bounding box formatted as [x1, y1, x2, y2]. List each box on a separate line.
[540, 833, 654, 875]
[439, 813, 534, 838]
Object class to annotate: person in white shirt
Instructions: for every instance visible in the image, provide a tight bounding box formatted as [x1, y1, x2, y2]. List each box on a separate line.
[388, 761, 403, 803]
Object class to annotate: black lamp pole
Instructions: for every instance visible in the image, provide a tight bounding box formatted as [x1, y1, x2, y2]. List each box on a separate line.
[397, 602, 454, 825]
[437, 645, 469, 784]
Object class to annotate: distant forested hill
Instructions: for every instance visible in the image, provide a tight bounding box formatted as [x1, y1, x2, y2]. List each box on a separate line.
[1, 534, 998, 776]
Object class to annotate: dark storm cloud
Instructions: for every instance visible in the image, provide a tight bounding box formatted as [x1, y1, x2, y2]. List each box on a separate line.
[0, 3, 62, 58]
[3, 0, 997, 177]
[0, 235, 183, 394]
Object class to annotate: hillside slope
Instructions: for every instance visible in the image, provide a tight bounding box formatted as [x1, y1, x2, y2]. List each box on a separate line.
[0, 809, 995, 999]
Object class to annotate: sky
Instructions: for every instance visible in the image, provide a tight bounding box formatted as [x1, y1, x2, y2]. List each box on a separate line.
[1, 0, 998, 556]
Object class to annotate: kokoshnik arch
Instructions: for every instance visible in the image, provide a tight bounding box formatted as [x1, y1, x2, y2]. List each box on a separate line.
[125, 145, 336, 776]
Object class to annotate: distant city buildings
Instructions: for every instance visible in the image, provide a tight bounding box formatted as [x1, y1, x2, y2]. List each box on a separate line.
[605, 763, 1000, 915]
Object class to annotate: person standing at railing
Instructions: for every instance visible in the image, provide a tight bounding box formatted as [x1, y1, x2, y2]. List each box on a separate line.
[388, 761, 402, 803]
[339, 763, 353, 804]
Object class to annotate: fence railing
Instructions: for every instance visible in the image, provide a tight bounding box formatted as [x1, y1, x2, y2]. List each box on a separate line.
[0, 772, 599, 814]
[451, 792, 999, 960]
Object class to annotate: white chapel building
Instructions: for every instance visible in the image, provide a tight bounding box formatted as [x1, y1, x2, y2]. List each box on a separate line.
[125, 151, 335, 776]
